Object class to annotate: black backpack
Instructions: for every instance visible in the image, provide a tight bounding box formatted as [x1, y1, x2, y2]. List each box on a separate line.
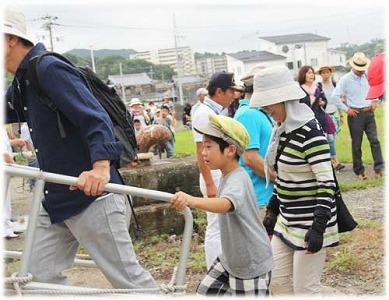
[28, 51, 138, 168]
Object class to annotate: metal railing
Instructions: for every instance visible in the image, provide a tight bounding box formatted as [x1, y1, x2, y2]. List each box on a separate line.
[4, 163, 193, 295]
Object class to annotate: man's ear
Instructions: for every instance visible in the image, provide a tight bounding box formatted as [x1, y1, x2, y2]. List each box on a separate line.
[6, 34, 19, 48]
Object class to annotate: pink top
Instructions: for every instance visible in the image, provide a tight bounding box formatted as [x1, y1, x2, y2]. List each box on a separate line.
[301, 83, 317, 105]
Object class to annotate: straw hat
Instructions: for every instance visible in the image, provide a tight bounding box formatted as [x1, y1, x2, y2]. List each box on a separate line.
[349, 52, 370, 71]
[4, 9, 35, 45]
[250, 65, 306, 108]
[316, 66, 336, 74]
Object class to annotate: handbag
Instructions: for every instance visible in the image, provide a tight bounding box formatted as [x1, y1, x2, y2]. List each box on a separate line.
[332, 168, 358, 233]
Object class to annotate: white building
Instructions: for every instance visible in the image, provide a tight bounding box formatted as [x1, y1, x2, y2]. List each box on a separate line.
[226, 50, 287, 82]
[196, 55, 228, 78]
[131, 47, 197, 76]
[328, 49, 347, 68]
[258, 33, 346, 74]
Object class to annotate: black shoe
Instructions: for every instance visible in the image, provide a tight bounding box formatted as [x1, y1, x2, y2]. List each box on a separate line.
[335, 164, 345, 171]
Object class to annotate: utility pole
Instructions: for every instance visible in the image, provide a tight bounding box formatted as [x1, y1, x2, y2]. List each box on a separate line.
[119, 62, 126, 102]
[149, 66, 154, 80]
[40, 15, 58, 51]
[90, 45, 96, 72]
[173, 12, 184, 105]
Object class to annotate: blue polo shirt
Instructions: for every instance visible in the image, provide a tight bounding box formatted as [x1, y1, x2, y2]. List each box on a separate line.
[234, 99, 274, 207]
[6, 43, 123, 224]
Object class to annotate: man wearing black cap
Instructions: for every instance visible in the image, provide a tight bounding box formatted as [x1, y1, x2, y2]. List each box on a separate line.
[191, 71, 236, 270]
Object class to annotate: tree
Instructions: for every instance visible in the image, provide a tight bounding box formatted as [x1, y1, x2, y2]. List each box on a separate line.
[335, 38, 385, 59]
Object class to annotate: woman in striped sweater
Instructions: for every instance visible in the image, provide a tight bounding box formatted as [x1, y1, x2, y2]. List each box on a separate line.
[250, 65, 339, 295]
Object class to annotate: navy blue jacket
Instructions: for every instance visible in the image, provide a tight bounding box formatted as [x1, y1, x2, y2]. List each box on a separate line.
[6, 43, 123, 223]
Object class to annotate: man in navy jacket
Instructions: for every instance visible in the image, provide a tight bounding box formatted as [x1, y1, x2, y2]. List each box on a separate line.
[4, 9, 158, 290]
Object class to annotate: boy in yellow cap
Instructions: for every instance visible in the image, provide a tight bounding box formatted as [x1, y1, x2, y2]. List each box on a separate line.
[170, 115, 273, 295]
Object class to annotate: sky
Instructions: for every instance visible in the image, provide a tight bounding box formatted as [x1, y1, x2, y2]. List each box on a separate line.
[4, 0, 387, 54]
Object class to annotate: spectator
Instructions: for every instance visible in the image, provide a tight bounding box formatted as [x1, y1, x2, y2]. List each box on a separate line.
[192, 88, 208, 117]
[234, 68, 276, 219]
[228, 85, 244, 118]
[20, 122, 39, 190]
[171, 115, 273, 296]
[2, 126, 19, 239]
[153, 104, 175, 158]
[148, 101, 158, 123]
[316, 66, 345, 171]
[367, 53, 385, 101]
[298, 65, 330, 132]
[129, 97, 150, 128]
[191, 71, 237, 270]
[182, 103, 192, 128]
[332, 52, 384, 180]
[133, 119, 142, 137]
[162, 95, 176, 119]
[251, 65, 339, 295]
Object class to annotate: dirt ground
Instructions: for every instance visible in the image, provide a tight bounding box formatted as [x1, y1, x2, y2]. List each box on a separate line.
[4, 163, 385, 295]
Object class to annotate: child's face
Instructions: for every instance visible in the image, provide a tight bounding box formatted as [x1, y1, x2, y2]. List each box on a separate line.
[161, 108, 169, 118]
[201, 135, 231, 170]
[320, 70, 331, 80]
[134, 122, 142, 131]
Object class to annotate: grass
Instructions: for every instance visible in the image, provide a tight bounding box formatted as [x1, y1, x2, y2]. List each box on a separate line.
[338, 176, 384, 192]
[174, 129, 196, 155]
[325, 217, 384, 278]
[336, 105, 384, 164]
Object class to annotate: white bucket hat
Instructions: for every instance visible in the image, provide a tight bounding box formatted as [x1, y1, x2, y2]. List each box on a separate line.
[129, 98, 142, 107]
[4, 9, 35, 45]
[196, 87, 208, 96]
[349, 52, 370, 71]
[250, 65, 306, 108]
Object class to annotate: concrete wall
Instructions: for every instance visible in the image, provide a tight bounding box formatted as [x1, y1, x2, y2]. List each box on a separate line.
[119, 157, 201, 237]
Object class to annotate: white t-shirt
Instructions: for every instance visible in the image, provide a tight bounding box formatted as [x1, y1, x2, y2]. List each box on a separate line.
[191, 97, 224, 180]
[322, 81, 338, 114]
[191, 97, 224, 143]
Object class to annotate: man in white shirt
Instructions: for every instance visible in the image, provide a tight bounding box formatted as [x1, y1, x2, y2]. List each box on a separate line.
[191, 71, 237, 269]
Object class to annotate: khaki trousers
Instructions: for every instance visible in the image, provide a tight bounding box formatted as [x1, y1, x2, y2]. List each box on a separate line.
[270, 235, 326, 295]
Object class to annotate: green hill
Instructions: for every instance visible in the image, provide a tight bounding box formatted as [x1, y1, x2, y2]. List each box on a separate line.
[64, 48, 137, 58]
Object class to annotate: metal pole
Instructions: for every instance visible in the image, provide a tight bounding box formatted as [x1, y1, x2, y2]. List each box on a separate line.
[175, 209, 193, 286]
[19, 179, 44, 276]
[119, 62, 126, 102]
[173, 12, 184, 105]
[48, 24, 54, 52]
[4, 164, 193, 286]
[90, 45, 96, 72]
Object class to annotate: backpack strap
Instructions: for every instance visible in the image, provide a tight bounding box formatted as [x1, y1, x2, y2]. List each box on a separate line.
[28, 51, 77, 139]
[274, 131, 294, 172]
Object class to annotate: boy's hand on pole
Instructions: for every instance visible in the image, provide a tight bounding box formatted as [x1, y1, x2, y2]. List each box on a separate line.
[170, 191, 192, 210]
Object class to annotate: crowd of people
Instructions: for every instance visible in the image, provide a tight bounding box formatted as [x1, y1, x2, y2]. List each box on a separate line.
[3, 8, 385, 296]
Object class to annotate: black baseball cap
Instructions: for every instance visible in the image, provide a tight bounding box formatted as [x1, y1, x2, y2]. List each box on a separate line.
[208, 71, 238, 90]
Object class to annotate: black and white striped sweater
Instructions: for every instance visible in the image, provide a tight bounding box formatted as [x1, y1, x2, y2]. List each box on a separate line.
[273, 119, 339, 250]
